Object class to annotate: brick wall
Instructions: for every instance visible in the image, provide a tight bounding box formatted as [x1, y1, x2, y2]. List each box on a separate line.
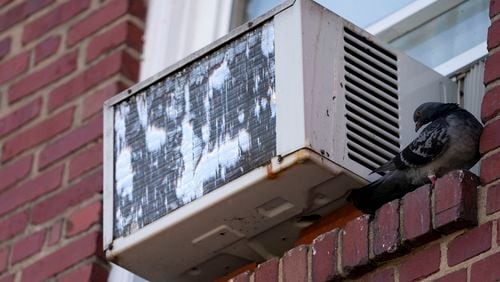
[225, 1, 500, 281]
[0, 0, 145, 281]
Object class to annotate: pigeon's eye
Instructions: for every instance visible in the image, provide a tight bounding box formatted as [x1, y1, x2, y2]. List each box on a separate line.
[415, 111, 421, 118]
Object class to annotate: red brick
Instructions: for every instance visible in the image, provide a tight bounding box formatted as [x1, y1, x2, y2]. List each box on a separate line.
[341, 215, 371, 275]
[0, 274, 14, 282]
[498, 219, 500, 245]
[0, 210, 29, 241]
[20, 231, 101, 282]
[0, 154, 32, 193]
[11, 230, 45, 264]
[481, 86, 500, 122]
[0, 97, 42, 138]
[362, 267, 395, 282]
[311, 229, 340, 281]
[0, 0, 54, 32]
[448, 222, 492, 266]
[126, 20, 143, 51]
[398, 244, 440, 282]
[0, 51, 29, 85]
[47, 219, 62, 246]
[0, 247, 9, 273]
[8, 51, 78, 103]
[486, 184, 500, 214]
[69, 143, 102, 181]
[39, 115, 102, 168]
[82, 81, 127, 120]
[86, 21, 143, 63]
[371, 200, 401, 260]
[67, 201, 102, 237]
[22, 0, 90, 44]
[0, 37, 11, 60]
[67, 0, 130, 46]
[0, 164, 63, 217]
[58, 263, 108, 282]
[229, 271, 251, 282]
[0, 0, 13, 7]
[491, 0, 500, 18]
[481, 153, 500, 184]
[434, 268, 467, 282]
[480, 119, 500, 154]
[121, 51, 139, 81]
[485, 51, 500, 84]
[254, 258, 278, 282]
[433, 170, 478, 233]
[129, 0, 146, 20]
[2, 107, 74, 162]
[401, 185, 437, 246]
[34, 36, 61, 65]
[282, 245, 308, 282]
[488, 20, 500, 50]
[31, 170, 102, 224]
[470, 252, 500, 282]
[48, 51, 137, 111]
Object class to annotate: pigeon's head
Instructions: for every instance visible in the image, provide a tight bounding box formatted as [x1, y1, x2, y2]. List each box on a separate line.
[413, 102, 460, 132]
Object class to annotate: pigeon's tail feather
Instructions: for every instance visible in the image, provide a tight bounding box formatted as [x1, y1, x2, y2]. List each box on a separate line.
[347, 178, 384, 214]
[370, 160, 396, 175]
[348, 172, 422, 214]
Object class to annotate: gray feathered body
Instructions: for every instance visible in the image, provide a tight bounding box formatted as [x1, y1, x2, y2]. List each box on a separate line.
[348, 103, 483, 214]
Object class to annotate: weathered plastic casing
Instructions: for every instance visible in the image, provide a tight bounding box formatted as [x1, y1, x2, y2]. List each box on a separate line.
[103, 0, 456, 280]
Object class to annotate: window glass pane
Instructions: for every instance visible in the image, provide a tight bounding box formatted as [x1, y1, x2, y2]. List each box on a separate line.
[246, 0, 284, 21]
[389, 0, 489, 68]
[314, 0, 415, 27]
[245, 0, 415, 27]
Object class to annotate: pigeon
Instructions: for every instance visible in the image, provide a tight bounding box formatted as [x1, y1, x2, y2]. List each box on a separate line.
[347, 102, 483, 214]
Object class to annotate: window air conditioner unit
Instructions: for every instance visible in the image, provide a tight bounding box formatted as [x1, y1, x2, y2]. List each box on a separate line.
[103, 0, 457, 280]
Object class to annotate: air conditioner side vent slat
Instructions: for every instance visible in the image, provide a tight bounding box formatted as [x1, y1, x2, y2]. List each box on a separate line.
[343, 36, 397, 71]
[343, 27, 397, 62]
[345, 66, 398, 103]
[344, 53, 398, 91]
[343, 26, 401, 170]
[344, 45, 398, 81]
[344, 89, 399, 126]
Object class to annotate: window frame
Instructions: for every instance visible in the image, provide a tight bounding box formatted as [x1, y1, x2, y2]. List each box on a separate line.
[365, 0, 487, 76]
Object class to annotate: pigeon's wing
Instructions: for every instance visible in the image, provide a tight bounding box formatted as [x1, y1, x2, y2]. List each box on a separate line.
[393, 119, 450, 169]
[371, 159, 396, 174]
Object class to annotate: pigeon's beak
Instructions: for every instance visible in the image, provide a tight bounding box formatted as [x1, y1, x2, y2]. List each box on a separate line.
[415, 121, 423, 132]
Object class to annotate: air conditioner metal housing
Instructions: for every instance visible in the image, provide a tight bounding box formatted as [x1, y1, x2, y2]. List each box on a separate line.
[103, 0, 457, 281]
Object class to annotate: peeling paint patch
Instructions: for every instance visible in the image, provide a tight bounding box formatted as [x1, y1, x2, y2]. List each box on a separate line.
[113, 21, 277, 238]
[261, 22, 274, 57]
[115, 103, 129, 152]
[115, 146, 134, 201]
[145, 126, 167, 152]
[209, 59, 231, 90]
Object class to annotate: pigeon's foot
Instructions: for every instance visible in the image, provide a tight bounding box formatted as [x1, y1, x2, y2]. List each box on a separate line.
[428, 175, 437, 187]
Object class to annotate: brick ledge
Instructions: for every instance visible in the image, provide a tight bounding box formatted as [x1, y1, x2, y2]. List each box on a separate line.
[227, 170, 480, 281]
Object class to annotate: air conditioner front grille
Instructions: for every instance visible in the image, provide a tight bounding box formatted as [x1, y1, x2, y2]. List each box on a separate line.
[343, 26, 400, 171]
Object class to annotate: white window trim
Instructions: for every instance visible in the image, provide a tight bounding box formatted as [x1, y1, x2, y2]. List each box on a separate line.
[365, 0, 486, 76]
[366, 0, 466, 42]
[139, 0, 234, 80]
[434, 42, 487, 76]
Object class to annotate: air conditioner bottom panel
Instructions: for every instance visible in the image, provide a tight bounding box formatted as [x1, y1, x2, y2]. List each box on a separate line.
[106, 149, 365, 281]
